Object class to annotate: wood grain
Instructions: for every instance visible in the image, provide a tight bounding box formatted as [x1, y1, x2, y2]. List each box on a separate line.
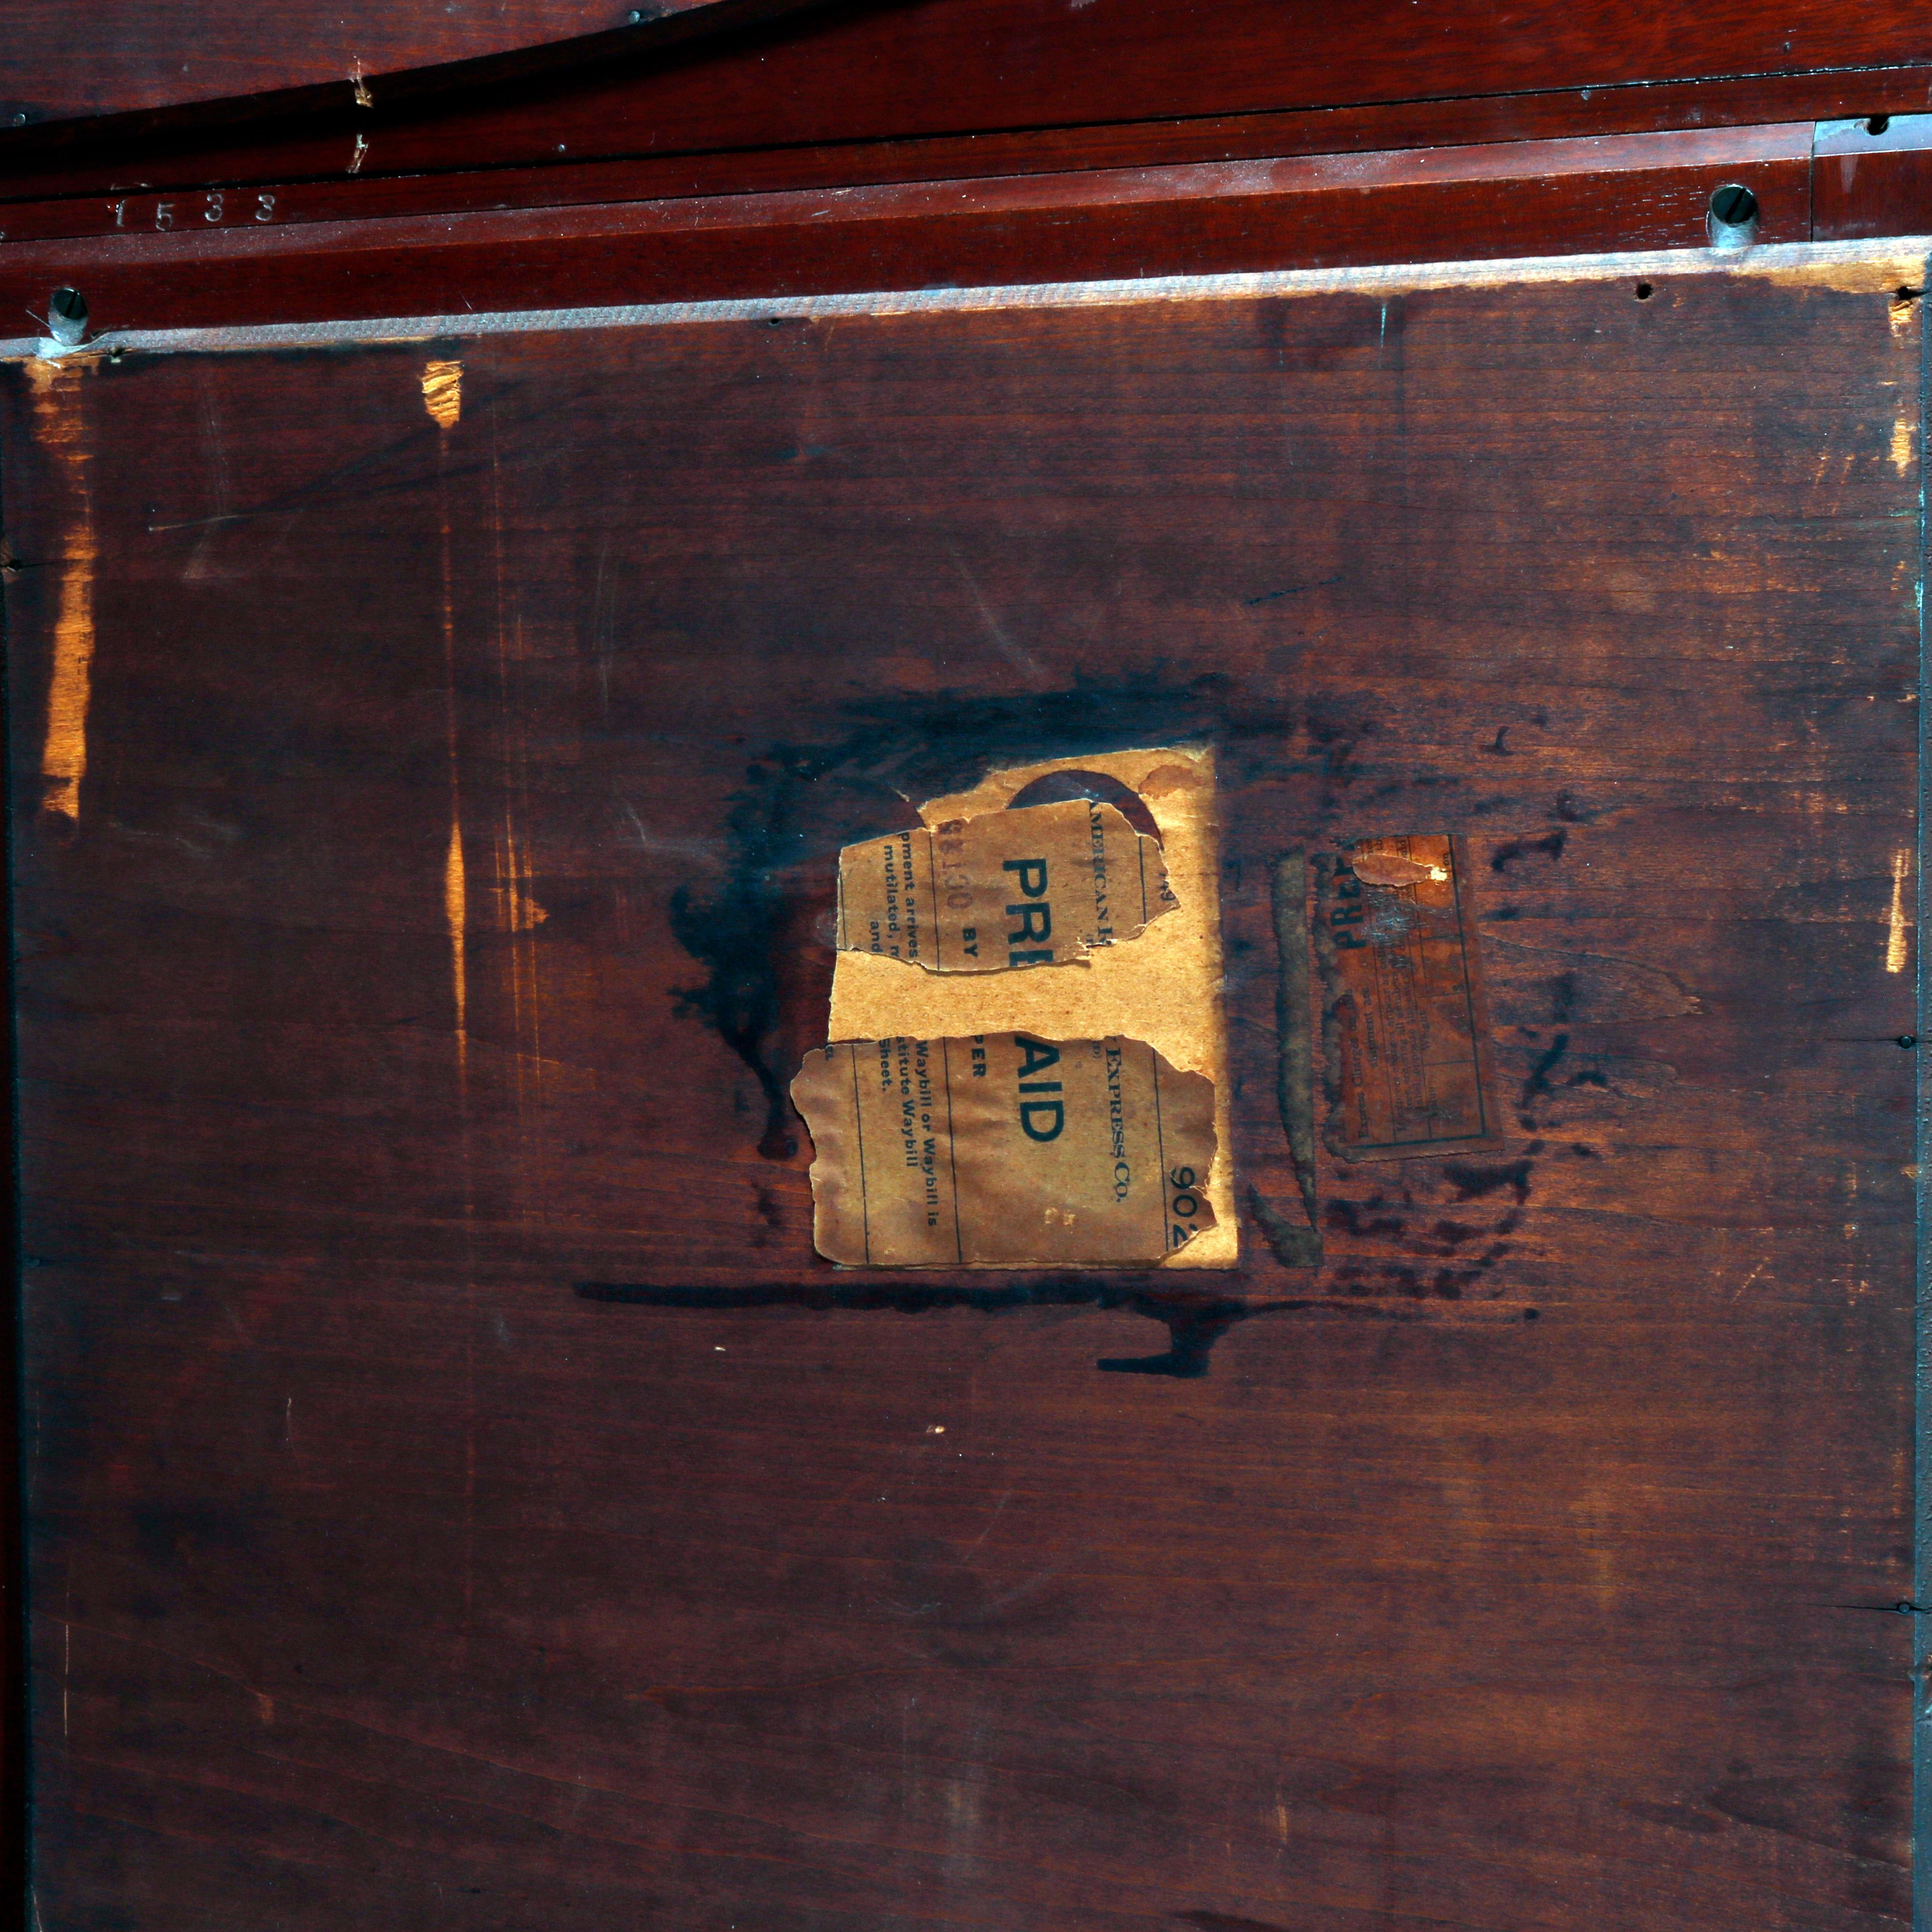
[19, 0, 1916, 158]
[1, 0, 1928, 210]
[0, 0, 836, 134]
[0, 128, 1815, 337]
[1816, 113, 1932, 240]
[5, 256, 1919, 1927]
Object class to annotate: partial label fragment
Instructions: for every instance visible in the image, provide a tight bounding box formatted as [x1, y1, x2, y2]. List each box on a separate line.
[792, 1032, 1217, 1267]
[835, 798, 1174, 972]
[1316, 833, 1500, 1162]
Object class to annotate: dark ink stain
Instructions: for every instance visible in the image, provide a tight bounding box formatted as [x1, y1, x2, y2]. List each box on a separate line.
[1303, 698, 1376, 794]
[1519, 1030, 1570, 1125]
[1442, 1159, 1534, 1206]
[749, 1185, 785, 1248]
[1431, 1220, 1477, 1248]
[1553, 791, 1597, 823]
[1249, 1184, 1322, 1269]
[1097, 1303, 1249, 1378]
[1571, 1142, 1601, 1158]
[666, 774, 811, 1160]
[1490, 829, 1567, 874]
[576, 1275, 1441, 1378]
[1324, 1198, 1406, 1238]
[1488, 904, 1523, 920]
[1567, 1068, 1610, 1089]
[1487, 726, 1512, 755]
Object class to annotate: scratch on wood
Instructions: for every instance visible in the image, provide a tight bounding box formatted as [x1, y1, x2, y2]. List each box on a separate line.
[26, 359, 96, 822]
[422, 359, 462, 429]
[432, 367, 467, 1070]
[1886, 847, 1911, 975]
[446, 821, 469, 1049]
[1890, 410, 1915, 477]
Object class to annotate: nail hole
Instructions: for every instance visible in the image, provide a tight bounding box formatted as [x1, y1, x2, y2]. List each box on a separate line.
[1634, 281, 1653, 300]
[1867, 114, 1891, 135]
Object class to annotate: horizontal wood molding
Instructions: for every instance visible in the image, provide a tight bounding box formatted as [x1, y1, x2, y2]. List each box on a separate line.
[0, 127, 1821, 337]
[0, 0, 839, 138]
[1815, 110, 1932, 238]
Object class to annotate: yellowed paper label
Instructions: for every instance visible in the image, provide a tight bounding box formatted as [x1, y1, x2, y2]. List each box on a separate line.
[835, 799, 1173, 971]
[792, 1033, 1217, 1267]
[820, 745, 1235, 1268]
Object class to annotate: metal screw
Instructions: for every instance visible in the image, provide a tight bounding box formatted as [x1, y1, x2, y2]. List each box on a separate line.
[1709, 184, 1758, 227]
[1706, 182, 1760, 250]
[47, 285, 88, 347]
[1898, 1035, 1918, 1050]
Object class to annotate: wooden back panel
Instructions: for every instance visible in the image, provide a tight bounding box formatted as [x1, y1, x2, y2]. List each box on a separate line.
[5, 248, 1919, 1928]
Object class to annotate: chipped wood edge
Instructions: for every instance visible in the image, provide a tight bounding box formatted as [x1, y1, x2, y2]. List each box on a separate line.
[2, 236, 1926, 363]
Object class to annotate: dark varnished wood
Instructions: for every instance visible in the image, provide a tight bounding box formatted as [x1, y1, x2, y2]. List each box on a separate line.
[13, 0, 1925, 164]
[0, 0, 839, 138]
[4, 258, 1918, 1926]
[0, 99, 1859, 248]
[0, 56, 1925, 219]
[0, 38, 1924, 230]
[0, 0, 1929, 253]
[0, 128, 1815, 336]
[1815, 113, 1932, 240]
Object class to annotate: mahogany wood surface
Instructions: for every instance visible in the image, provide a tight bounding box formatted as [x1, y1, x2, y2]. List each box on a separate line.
[0, 128, 1818, 337]
[1815, 113, 1932, 240]
[0, 0, 1930, 260]
[6, 0, 1931, 158]
[0, 0, 835, 137]
[4, 257, 1919, 1928]
[0, 59, 1925, 217]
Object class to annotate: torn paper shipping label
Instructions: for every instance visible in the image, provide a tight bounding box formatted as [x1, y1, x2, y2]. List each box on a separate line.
[835, 798, 1174, 971]
[791, 1033, 1218, 1267]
